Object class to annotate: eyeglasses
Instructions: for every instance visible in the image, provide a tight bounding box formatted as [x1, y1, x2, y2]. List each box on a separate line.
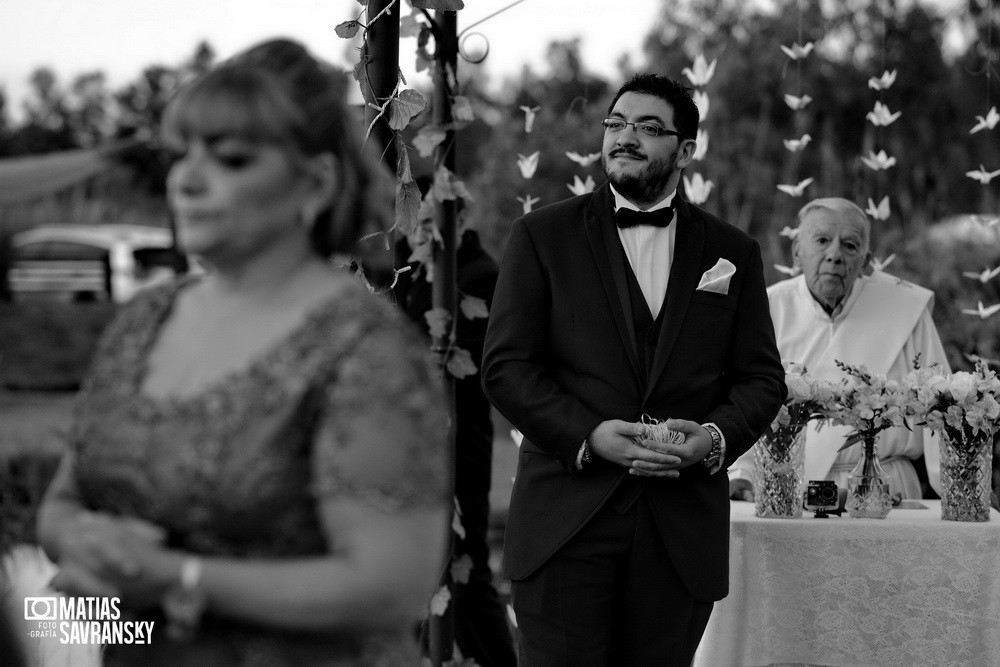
[601, 118, 681, 139]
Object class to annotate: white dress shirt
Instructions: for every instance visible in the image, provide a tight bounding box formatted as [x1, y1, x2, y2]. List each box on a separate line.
[611, 186, 677, 318]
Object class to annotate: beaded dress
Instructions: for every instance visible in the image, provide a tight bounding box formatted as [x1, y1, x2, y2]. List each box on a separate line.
[69, 278, 449, 666]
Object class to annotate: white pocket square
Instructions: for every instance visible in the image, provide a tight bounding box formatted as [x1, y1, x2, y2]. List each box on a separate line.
[696, 258, 736, 295]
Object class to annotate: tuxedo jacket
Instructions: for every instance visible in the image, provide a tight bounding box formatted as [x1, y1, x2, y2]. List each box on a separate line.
[481, 183, 785, 601]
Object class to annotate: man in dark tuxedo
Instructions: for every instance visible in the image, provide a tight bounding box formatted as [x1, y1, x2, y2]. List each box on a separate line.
[481, 73, 786, 666]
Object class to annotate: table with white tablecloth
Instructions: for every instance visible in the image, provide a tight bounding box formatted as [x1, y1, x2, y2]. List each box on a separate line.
[694, 500, 1000, 667]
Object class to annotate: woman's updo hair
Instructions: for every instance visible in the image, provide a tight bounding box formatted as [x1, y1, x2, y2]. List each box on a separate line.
[161, 38, 394, 258]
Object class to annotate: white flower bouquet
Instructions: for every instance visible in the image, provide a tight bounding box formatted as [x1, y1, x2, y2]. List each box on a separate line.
[830, 360, 920, 450]
[904, 359, 1000, 445]
[766, 362, 840, 450]
[903, 358, 1000, 521]
[753, 362, 839, 518]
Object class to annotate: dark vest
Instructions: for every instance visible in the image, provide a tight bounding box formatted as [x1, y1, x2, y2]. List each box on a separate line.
[609, 252, 668, 514]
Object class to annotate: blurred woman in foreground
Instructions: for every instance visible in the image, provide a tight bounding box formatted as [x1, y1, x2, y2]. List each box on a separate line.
[36, 38, 450, 666]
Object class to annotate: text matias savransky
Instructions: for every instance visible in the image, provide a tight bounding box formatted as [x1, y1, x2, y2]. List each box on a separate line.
[24, 596, 155, 645]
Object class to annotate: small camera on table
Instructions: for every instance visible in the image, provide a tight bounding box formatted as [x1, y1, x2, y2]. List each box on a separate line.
[804, 480, 843, 518]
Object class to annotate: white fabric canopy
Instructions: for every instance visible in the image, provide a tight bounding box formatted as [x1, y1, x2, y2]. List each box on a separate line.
[0, 141, 139, 204]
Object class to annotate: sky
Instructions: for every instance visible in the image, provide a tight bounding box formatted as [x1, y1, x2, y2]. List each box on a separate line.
[0, 0, 661, 119]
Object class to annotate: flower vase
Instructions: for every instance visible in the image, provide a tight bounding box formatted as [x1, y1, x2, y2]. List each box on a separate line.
[753, 426, 806, 518]
[846, 435, 892, 519]
[939, 430, 994, 522]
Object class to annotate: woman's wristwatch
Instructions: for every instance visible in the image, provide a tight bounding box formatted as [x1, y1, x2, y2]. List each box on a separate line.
[162, 557, 207, 641]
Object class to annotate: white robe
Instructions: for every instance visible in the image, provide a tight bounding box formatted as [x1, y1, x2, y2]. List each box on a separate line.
[730, 271, 950, 498]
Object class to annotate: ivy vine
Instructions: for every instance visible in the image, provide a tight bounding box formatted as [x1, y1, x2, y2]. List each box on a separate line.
[337, 0, 483, 382]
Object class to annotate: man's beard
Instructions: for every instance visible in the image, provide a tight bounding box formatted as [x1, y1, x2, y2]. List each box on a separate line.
[602, 148, 678, 206]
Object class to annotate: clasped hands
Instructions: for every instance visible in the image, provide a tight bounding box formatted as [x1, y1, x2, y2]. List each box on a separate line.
[49, 510, 181, 610]
[587, 418, 713, 478]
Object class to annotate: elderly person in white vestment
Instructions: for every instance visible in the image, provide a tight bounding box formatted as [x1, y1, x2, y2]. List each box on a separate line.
[730, 197, 950, 501]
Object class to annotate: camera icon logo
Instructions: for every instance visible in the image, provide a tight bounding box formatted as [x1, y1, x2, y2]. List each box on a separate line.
[24, 597, 58, 621]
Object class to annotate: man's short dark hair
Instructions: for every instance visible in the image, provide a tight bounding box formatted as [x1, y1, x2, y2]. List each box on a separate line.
[607, 74, 700, 140]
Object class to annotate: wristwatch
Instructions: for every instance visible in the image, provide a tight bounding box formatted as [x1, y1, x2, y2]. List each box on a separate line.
[701, 424, 723, 468]
[575, 440, 591, 470]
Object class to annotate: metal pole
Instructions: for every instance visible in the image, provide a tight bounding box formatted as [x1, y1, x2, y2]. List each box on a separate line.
[428, 8, 459, 667]
[362, 0, 399, 171]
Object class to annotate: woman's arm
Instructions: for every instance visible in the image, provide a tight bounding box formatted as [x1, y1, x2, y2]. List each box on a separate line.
[37, 452, 165, 597]
[121, 501, 447, 631]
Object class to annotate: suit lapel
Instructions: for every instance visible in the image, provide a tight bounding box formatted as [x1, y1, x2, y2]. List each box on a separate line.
[644, 199, 705, 401]
[584, 185, 642, 384]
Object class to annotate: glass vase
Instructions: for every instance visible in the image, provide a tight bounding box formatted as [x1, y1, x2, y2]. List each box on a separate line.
[939, 429, 994, 522]
[846, 434, 892, 519]
[753, 426, 806, 518]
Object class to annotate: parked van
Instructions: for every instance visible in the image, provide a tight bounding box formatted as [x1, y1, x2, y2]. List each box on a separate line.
[6, 223, 189, 303]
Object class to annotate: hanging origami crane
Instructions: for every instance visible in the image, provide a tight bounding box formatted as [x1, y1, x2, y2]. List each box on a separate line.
[566, 175, 596, 196]
[860, 150, 897, 171]
[969, 107, 1000, 134]
[866, 101, 901, 127]
[780, 42, 814, 60]
[962, 265, 1000, 284]
[783, 134, 812, 152]
[784, 94, 813, 110]
[682, 55, 718, 87]
[866, 196, 891, 221]
[966, 165, 1000, 184]
[516, 194, 541, 215]
[519, 105, 541, 133]
[867, 70, 898, 91]
[961, 301, 1000, 319]
[683, 172, 714, 204]
[516, 151, 540, 179]
[565, 151, 601, 167]
[776, 178, 814, 197]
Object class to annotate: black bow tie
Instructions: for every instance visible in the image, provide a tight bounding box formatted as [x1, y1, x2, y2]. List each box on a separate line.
[616, 206, 675, 229]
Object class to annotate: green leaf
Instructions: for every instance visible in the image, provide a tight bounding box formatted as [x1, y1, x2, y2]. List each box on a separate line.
[450, 553, 473, 585]
[432, 166, 473, 202]
[415, 48, 433, 74]
[399, 12, 424, 38]
[412, 0, 465, 10]
[395, 180, 422, 235]
[451, 95, 475, 122]
[406, 235, 433, 275]
[425, 308, 452, 340]
[447, 347, 479, 379]
[387, 88, 427, 130]
[413, 127, 447, 158]
[459, 295, 489, 320]
[838, 432, 864, 451]
[394, 134, 413, 182]
[335, 20, 361, 39]
[451, 506, 466, 539]
[429, 585, 452, 616]
[352, 45, 371, 99]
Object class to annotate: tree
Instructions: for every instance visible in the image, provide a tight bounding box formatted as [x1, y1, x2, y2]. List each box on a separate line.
[67, 72, 112, 148]
[0, 89, 11, 157]
[465, 39, 611, 259]
[637, 0, 989, 269]
[7, 67, 76, 154]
